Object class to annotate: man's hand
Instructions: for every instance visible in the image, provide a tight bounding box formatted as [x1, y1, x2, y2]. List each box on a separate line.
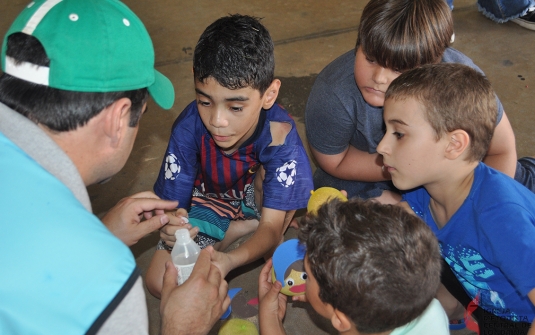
[160, 208, 199, 248]
[101, 191, 179, 246]
[258, 258, 287, 335]
[210, 249, 234, 279]
[160, 247, 230, 335]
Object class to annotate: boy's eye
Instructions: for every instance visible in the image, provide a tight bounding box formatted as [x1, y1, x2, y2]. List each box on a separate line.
[230, 106, 243, 112]
[301, 272, 307, 280]
[393, 132, 404, 139]
[365, 56, 376, 64]
[197, 100, 210, 107]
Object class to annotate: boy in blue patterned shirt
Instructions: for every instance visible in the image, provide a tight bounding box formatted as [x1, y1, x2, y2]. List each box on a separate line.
[145, 14, 313, 297]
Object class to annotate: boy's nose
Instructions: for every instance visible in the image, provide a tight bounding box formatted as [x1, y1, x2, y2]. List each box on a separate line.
[372, 67, 388, 85]
[210, 110, 228, 128]
[376, 137, 388, 155]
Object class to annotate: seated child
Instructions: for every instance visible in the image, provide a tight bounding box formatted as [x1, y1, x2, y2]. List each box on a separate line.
[259, 198, 449, 335]
[304, 0, 535, 202]
[377, 63, 535, 333]
[145, 14, 314, 297]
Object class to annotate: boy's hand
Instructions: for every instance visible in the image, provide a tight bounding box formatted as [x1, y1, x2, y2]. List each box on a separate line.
[160, 208, 199, 248]
[210, 249, 234, 278]
[258, 258, 287, 335]
[160, 246, 230, 335]
[101, 191, 179, 246]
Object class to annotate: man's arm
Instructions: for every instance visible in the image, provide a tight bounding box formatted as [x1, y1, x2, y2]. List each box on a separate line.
[212, 208, 293, 278]
[311, 145, 390, 182]
[483, 112, 517, 178]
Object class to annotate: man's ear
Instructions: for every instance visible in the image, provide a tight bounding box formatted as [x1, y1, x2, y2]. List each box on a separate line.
[103, 97, 132, 147]
[330, 309, 353, 333]
[262, 79, 281, 109]
[445, 129, 470, 160]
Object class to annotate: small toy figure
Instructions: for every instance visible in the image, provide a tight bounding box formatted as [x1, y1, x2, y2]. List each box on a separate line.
[271, 239, 307, 296]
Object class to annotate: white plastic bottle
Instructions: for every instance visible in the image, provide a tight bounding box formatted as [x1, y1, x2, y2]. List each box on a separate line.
[171, 229, 201, 285]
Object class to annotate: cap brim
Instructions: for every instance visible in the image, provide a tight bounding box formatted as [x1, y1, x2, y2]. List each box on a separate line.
[148, 70, 175, 110]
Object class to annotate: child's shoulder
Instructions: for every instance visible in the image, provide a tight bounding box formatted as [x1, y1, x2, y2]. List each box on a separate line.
[172, 101, 203, 128]
[472, 163, 535, 210]
[317, 49, 355, 82]
[442, 47, 478, 70]
[390, 299, 449, 335]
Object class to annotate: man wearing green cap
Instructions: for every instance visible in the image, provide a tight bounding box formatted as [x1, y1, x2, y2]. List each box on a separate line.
[0, 0, 229, 334]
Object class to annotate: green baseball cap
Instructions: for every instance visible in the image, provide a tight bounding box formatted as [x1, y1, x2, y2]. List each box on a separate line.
[1, 0, 174, 109]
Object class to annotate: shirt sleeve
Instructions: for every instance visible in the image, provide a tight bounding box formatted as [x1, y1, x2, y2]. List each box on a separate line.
[260, 125, 314, 211]
[153, 103, 199, 209]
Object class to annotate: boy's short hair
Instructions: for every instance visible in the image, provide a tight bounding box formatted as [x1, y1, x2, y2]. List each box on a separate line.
[193, 14, 275, 95]
[299, 198, 441, 333]
[356, 0, 453, 71]
[385, 63, 497, 162]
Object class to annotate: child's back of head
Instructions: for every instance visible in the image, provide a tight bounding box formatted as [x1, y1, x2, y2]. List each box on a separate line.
[193, 14, 275, 95]
[356, 0, 453, 71]
[386, 63, 497, 162]
[299, 198, 441, 333]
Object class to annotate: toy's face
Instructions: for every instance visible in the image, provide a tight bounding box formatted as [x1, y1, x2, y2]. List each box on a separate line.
[280, 268, 307, 296]
[272, 259, 307, 296]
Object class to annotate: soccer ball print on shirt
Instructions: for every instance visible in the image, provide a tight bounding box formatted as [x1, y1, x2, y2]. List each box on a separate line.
[276, 160, 297, 188]
[164, 153, 181, 180]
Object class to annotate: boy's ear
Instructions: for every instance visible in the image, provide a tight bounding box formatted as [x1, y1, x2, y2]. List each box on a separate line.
[330, 309, 353, 333]
[103, 97, 132, 147]
[262, 79, 281, 109]
[445, 129, 470, 160]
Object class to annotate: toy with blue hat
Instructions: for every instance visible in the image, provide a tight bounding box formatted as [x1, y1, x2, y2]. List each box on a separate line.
[270, 238, 307, 296]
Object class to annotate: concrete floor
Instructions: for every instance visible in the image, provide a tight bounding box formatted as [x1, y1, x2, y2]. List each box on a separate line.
[3, 0, 534, 334]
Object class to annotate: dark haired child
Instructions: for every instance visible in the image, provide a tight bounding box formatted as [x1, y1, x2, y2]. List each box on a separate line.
[378, 63, 535, 333]
[259, 198, 448, 335]
[146, 14, 313, 297]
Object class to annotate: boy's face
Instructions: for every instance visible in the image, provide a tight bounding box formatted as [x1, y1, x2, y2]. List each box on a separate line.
[377, 97, 448, 190]
[304, 255, 333, 320]
[195, 77, 266, 153]
[354, 46, 402, 107]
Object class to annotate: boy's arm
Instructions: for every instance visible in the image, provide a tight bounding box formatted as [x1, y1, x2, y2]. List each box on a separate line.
[212, 208, 294, 278]
[483, 112, 517, 178]
[311, 145, 390, 182]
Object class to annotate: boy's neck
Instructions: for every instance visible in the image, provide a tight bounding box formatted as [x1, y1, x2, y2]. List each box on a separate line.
[426, 162, 478, 228]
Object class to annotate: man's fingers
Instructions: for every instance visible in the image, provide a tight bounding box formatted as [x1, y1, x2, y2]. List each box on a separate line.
[188, 248, 211, 279]
[142, 215, 170, 236]
[133, 198, 179, 214]
[160, 261, 178, 311]
[207, 263, 222, 287]
[128, 191, 161, 200]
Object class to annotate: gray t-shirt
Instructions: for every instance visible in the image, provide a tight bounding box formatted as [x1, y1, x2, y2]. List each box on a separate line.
[305, 47, 503, 198]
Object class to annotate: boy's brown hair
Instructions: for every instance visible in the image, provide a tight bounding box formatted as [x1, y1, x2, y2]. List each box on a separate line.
[385, 63, 497, 161]
[356, 0, 453, 72]
[299, 199, 441, 333]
